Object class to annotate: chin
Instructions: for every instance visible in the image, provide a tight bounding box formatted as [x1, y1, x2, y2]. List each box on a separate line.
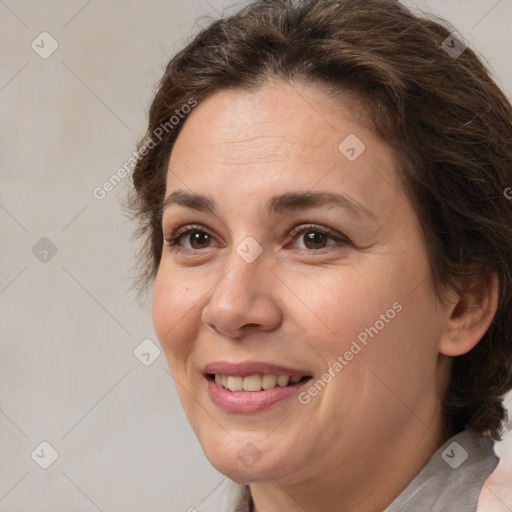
[200, 430, 291, 483]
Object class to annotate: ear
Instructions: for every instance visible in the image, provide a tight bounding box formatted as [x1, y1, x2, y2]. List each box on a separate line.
[439, 272, 499, 357]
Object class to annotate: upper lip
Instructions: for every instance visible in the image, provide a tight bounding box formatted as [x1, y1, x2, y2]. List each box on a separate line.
[203, 360, 312, 377]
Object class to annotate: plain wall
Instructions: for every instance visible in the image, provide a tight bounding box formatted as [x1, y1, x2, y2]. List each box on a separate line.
[1, 1, 511, 511]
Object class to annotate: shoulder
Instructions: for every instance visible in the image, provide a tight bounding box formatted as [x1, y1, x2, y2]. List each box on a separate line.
[385, 429, 499, 512]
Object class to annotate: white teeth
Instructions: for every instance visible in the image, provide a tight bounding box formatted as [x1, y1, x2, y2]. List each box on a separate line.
[242, 375, 262, 391]
[277, 375, 290, 387]
[214, 374, 305, 392]
[262, 374, 278, 390]
[226, 375, 243, 391]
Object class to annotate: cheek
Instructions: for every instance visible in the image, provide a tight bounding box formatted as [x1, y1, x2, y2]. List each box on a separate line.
[293, 252, 440, 373]
[291, 266, 401, 347]
[152, 271, 196, 365]
[302, 274, 444, 433]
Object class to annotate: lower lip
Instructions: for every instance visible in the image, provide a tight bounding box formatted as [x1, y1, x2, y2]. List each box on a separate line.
[206, 376, 311, 413]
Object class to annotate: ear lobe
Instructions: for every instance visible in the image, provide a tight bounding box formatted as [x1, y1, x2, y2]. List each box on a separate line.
[439, 272, 499, 357]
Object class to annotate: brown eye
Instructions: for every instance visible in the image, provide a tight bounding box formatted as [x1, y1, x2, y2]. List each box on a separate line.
[164, 225, 217, 251]
[289, 224, 349, 251]
[186, 231, 212, 249]
[302, 231, 330, 250]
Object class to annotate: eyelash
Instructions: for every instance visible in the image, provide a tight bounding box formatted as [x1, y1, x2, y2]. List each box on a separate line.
[163, 223, 350, 253]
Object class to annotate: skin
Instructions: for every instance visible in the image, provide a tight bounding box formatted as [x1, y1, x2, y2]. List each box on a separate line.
[152, 81, 498, 512]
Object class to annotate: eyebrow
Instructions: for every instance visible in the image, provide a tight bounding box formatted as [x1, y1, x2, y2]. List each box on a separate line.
[162, 189, 376, 220]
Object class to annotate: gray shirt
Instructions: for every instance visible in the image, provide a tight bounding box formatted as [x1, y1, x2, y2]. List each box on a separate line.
[193, 429, 499, 512]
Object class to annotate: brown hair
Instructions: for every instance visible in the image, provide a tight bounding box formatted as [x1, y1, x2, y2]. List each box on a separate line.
[127, 0, 512, 441]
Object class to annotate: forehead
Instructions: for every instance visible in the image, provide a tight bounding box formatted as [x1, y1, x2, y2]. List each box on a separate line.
[172, 81, 373, 154]
[165, 81, 402, 219]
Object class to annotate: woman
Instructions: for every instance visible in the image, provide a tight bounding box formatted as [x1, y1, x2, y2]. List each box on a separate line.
[127, 0, 512, 510]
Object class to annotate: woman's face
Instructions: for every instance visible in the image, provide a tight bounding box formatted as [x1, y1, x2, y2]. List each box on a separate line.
[152, 81, 453, 486]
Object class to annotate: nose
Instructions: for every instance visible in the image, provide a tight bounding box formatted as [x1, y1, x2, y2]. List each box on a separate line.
[201, 247, 282, 339]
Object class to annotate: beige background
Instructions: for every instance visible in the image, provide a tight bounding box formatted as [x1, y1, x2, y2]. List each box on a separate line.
[1, 1, 511, 511]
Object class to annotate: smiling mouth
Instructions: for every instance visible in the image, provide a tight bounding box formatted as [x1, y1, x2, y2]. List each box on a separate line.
[207, 374, 312, 392]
